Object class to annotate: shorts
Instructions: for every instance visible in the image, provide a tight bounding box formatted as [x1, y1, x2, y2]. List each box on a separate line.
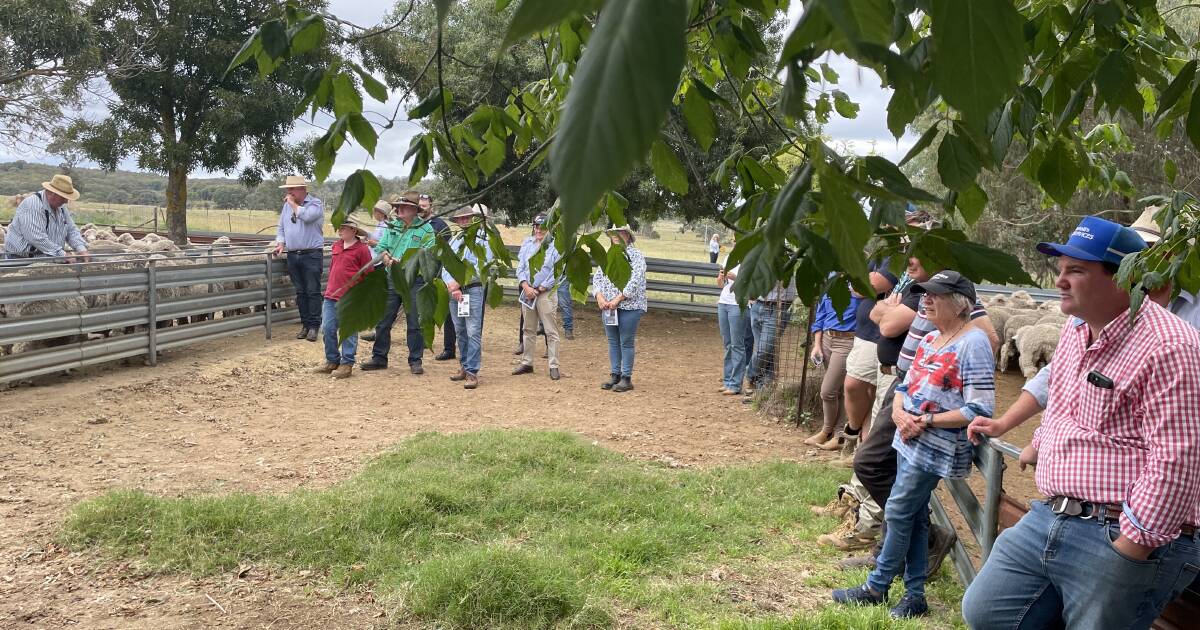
[845, 337, 879, 385]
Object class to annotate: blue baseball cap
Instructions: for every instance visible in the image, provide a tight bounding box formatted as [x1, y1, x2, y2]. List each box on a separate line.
[1036, 216, 1147, 265]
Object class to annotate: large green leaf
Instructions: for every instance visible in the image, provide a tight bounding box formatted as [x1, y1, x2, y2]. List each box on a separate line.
[1188, 82, 1200, 153]
[900, 123, 939, 166]
[822, 0, 893, 47]
[604, 243, 632, 290]
[650, 139, 689, 195]
[550, 0, 688, 237]
[820, 171, 871, 289]
[930, 0, 1025, 123]
[955, 182, 988, 224]
[347, 113, 377, 156]
[333, 171, 365, 228]
[1037, 139, 1083, 206]
[332, 73, 362, 119]
[289, 16, 325, 57]
[936, 132, 981, 192]
[918, 229, 1035, 285]
[1154, 59, 1196, 124]
[1095, 51, 1143, 122]
[503, 0, 597, 48]
[336, 267, 387, 343]
[682, 86, 717, 152]
[260, 19, 288, 59]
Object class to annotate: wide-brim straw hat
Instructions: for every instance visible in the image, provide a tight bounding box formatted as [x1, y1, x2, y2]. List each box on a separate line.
[277, 175, 309, 189]
[389, 191, 421, 209]
[449, 205, 480, 220]
[371, 200, 391, 216]
[42, 174, 80, 201]
[1131, 205, 1164, 244]
[337, 218, 369, 238]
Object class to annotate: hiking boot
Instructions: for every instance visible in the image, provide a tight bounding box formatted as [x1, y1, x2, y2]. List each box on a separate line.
[314, 361, 338, 374]
[434, 350, 455, 361]
[818, 434, 845, 451]
[512, 364, 534, 376]
[611, 376, 634, 392]
[549, 368, 560, 381]
[410, 363, 424, 375]
[600, 373, 620, 390]
[837, 553, 877, 571]
[831, 583, 886, 606]
[359, 359, 387, 371]
[809, 497, 852, 519]
[332, 364, 352, 379]
[449, 369, 467, 382]
[889, 594, 929, 619]
[463, 373, 478, 389]
[818, 530, 879, 551]
[306, 328, 318, 342]
[804, 430, 833, 446]
[835, 435, 860, 467]
[295, 327, 308, 339]
[926, 521, 957, 578]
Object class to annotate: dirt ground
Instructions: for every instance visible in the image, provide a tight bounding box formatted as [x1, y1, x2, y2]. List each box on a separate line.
[0, 306, 1035, 629]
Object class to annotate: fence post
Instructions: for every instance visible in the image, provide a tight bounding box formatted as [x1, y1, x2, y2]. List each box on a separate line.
[264, 253, 274, 339]
[795, 299, 814, 427]
[147, 259, 158, 366]
[979, 443, 1006, 562]
[153, 207, 158, 233]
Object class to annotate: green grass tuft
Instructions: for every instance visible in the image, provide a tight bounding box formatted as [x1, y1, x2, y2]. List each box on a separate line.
[63, 430, 965, 627]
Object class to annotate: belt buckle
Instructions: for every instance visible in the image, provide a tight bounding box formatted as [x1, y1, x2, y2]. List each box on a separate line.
[1051, 497, 1082, 517]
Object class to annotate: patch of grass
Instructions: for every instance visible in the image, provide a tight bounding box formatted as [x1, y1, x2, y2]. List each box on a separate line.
[64, 430, 964, 627]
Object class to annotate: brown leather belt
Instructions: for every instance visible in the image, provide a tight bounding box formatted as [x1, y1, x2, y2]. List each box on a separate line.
[1048, 496, 1197, 537]
[826, 330, 855, 338]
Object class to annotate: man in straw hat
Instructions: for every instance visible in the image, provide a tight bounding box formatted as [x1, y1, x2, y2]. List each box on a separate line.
[1131, 205, 1200, 329]
[3, 174, 90, 261]
[360, 191, 435, 375]
[273, 175, 326, 342]
[512, 212, 562, 380]
[442, 204, 494, 389]
[315, 218, 374, 379]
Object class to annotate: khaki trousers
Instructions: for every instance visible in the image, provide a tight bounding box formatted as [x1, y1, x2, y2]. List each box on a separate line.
[521, 291, 560, 369]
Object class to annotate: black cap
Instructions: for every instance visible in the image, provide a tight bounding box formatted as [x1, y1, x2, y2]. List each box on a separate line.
[910, 270, 977, 303]
[532, 213, 547, 225]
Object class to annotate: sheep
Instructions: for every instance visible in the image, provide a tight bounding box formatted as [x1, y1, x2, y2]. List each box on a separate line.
[984, 306, 1013, 345]
[984, 294, 1009, 309]
[117, 232, 135, 246]
[1035, 312, 1067, 328]
[1, 264, 89, 353]
[212, 235, 232, 247]
[1008, 290, 1037, 310]
[999, 312, 1043, 372]
[1015, 323, 1062, 378]
[1038, 300, 1062, 313]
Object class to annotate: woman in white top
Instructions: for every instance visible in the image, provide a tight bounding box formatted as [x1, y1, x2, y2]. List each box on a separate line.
[709, 234, 721, 263]
[716, 259, 751, 394]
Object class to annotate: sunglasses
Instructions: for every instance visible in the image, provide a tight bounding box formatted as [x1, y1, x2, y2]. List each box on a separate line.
[419, 194, 432, 200]
[290, 215, 297, 223]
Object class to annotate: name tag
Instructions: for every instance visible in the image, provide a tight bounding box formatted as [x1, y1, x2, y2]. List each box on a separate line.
[458, 294, 470, 317]
[603, 309, 618, 326]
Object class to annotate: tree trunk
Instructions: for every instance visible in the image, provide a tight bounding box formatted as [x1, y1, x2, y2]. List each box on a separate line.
[165, 165, 188, 246]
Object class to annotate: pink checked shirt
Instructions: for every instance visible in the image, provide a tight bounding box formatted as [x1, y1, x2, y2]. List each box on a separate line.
[1033, 301, 1200, 547]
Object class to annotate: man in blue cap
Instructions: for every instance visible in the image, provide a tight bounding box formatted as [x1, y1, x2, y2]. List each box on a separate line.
[963, 216, 1200, 630]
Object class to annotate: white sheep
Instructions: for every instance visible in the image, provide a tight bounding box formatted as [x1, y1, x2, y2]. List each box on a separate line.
[1008, 290, 1037, 310]
[1038, 299, 1062, 313]
[1015, 323, 1062, 378]
[984, 306, 1013, 345]
[999, 312, 1043, 371]
[1035, 312, 1067, 328]
[212, 235, 232, 247]
[117, 233, 135, 246]
[985, 295, 1009, 309]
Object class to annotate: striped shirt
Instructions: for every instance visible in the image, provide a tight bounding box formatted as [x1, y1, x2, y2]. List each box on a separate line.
[1033, 303, 1200, 547]
[592, 246, 647, 311]
[893, 327, 996, 478]
[896, 295, 988, 372]
[3, 191, 87, 258]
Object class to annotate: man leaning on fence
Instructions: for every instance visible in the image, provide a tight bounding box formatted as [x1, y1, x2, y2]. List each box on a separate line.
[4, 174, 90, 262]
[273, 175, 325, 342]
[961, 216, 1200, 630]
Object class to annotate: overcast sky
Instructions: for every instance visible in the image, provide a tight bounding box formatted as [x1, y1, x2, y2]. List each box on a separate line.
[2, 0, 914, 178]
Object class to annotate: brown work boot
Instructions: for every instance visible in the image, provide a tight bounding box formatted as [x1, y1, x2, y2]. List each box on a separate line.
[331, 364, 352, 379]
[804, 430, 833, 446]
[449, 369, 467, 382]
[463, 373, 478, 389]
[818, 434, 845, 451]
[314, 361, 338, 374]
[818, 529, 879, 551]
[836, 435, 860, 467]
[809, 499, 852, 520]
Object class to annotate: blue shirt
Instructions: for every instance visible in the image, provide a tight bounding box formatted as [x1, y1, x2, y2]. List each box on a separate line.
[893, 327, 996, 479]
[275, 194, 325, 250]
[516, 235, 560, 290]
[811, 293, 859, 333]
[441, 230, 493, 285]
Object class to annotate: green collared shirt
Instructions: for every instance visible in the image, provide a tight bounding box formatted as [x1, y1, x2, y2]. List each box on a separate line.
[376, 219, 435, 258]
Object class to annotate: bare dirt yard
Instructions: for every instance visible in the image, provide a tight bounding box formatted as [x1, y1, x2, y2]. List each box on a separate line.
[0, 305, 1033, 629]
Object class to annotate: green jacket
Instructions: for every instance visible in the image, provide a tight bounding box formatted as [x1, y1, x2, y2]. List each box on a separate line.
[377, 219, 435, 259]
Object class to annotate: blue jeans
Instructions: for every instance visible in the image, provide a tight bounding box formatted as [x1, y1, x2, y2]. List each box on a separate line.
[963, 499, 1200, 630]
[558, 282, 574, 332]
[749, 301, 791, 386]
[718, 303, 751, 392]
[321, 298, 357, 364]
[286, 250, 323, 329]
[451, 285, 485, 375]
[604, 308, 644, 377]
[371, 278, 424, 366]
[867, 454, 941, 599]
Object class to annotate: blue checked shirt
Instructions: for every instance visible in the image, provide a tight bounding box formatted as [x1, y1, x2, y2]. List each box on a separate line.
[442, 230, 493, 286]
[3, 192, 87, 257]
[516, 235, 560, 290]
[275, 194, 325, 250]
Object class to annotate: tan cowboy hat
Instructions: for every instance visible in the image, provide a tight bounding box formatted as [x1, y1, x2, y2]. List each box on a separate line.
[337, 217, 369, 238]
[372, 200, 391, 216]
[42, 174, 80, 201]
[388, 191, 421, 209]
[277, 175, 309, 189]
[1131, 205, 1164, 244]
[449, 205, 480, 220]
[606, 223, 635, 242]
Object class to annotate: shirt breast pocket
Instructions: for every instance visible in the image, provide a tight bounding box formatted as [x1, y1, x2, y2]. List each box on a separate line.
[1078, 382, 1140, 442]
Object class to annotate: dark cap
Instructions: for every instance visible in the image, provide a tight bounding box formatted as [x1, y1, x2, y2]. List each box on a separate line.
[1036, 216, 1147, 265]
[910, 270, 977, 303]
[532, 213, 547, 226]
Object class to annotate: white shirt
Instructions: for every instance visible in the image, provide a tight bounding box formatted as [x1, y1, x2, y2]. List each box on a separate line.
[1171, 291, 1200, 331]
[718, 264, 741, 306]
[709, 238, 720, 254]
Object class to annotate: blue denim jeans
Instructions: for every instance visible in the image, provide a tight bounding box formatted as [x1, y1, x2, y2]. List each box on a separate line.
[286, 249, 323, 329]
[604, 308, 644, 377]
[450, 285, 485, 375]
[718, 303, 751, 392]
[749, 301, 791, 386]
[321, 298, 357, 364]
[963, 499, 1200, 630]
[867, 454, 941, 599]
[371, 278, 424, 366]
[557, 282, 574, 332]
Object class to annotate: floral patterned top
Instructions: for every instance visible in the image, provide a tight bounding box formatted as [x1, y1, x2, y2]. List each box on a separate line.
[592, 245, 647, 312]
[892, 326, 995, 479]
